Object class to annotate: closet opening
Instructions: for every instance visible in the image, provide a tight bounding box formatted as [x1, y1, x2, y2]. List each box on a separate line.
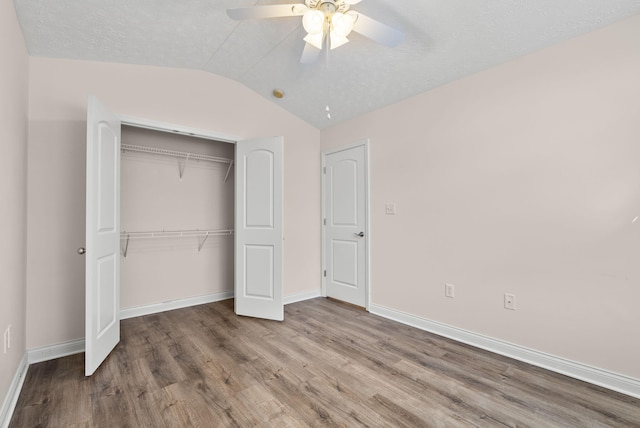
[119, 125, 235, 313]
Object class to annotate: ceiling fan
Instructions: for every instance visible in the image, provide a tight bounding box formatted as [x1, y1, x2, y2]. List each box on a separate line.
[227, 0, 404, 64]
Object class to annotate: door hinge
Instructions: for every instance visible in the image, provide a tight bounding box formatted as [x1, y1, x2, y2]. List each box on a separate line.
[323, 218, 326, 226]
[324, 270, 327, 277]
[323, 166, 326, 174]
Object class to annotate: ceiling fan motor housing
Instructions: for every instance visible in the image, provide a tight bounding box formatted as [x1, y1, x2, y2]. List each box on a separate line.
[306, 0, 350, 15]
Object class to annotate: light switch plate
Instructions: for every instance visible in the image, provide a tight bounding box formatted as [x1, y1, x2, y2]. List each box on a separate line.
[385, 203, 396, 215]
[445, 283, 455, 298]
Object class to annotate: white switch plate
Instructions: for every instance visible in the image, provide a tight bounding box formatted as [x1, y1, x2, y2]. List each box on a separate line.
[385, 203, 396, 215]
[445, 283, 455, 298]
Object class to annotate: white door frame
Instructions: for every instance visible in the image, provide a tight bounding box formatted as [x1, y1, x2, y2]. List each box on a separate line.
[321, 139, 371, 311]
[120, 115, 239, 144]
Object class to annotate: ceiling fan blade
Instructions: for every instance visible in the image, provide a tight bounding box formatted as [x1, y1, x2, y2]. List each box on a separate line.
[349, 12, 404, 47]
[300, 42, 321, 64]
[227, 4, 307, 20]
[345, 0, 362, 4]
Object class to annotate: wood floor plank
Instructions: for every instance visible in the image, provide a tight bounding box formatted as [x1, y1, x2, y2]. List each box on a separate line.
[47, 355, 91, 427]
[152, 388, 197, 427]
[9, 297, 640, 427]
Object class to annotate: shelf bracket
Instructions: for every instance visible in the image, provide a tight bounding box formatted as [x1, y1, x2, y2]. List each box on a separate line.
[224, 161, 234, 183]
[123, 233, 131, 259]
[198, 232, 210, 252]
[178, 153, 190, 180]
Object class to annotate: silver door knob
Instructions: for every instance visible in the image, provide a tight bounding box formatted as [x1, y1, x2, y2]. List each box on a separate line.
[77, 247, 86, 255]
[354, 232, 365, 237]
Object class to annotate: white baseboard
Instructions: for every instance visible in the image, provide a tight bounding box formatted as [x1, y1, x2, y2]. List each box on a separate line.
[0, 353, 28, 428]
[27, 338, 85, 365]
[120, 290, 234, 320]
[120, 288, 321, 318]
[370, 304, 640, 399]
[24, 292, 236, 367]
[284, 289, 322, 305]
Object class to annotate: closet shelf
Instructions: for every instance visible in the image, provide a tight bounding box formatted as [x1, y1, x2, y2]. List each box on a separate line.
[121, 144, 234, 182]
[120, 228, 234, 258]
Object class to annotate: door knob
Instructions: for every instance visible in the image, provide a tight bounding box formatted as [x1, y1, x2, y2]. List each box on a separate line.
[354, 232, 365, 237]
[77, 247, 86, 255]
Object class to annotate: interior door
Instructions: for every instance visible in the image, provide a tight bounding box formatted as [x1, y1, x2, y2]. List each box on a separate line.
[85, 96, 121, 376]
[324, 143, 367, 307]
[235, 137, 284, 321]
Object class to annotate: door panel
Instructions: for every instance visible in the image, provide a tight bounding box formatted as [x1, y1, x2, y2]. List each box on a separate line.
[331, 240, 358, 287]
[245, 245, 274, 298]
[97, 125, 117, 231]
[246, 150, 274, 227]
[324, 144, 367, 307]
[332, 159, 358, 225]
[86, 96, 121, 376]
[97, 255, 117, 334]
[235, 137, 284, 321]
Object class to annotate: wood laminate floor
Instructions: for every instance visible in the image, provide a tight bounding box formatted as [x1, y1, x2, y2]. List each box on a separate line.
[10, 298, 640, 427]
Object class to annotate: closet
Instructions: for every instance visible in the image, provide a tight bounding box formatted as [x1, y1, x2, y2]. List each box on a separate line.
[84, 96, 283, 375]
[119, 126, 235, 310]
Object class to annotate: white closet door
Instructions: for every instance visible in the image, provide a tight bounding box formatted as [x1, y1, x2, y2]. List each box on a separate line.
[85, 96, 121, 376]
[235, 137, 284, 321]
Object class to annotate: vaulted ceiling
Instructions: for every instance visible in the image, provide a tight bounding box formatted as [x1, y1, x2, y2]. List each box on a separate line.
[14, 0, 640, 129]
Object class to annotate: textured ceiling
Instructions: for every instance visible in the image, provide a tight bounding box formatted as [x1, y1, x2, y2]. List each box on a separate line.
[14, 0, 640, 129]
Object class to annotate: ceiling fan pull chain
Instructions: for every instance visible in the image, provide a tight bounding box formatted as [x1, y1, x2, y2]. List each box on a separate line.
[325, 38, 332, 120]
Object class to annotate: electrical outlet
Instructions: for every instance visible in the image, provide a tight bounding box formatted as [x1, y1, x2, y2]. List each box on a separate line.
[445, 283, 455, 298]
[504, 293, 516, 310]
[6, 325, 10, 350]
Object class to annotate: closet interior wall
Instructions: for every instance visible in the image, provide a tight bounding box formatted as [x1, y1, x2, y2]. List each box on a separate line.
[120, 126, 234, 309]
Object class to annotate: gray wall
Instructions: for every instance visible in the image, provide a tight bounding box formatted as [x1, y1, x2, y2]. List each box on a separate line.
[322, 15, 640, 379]
[0, 0, 29, 414]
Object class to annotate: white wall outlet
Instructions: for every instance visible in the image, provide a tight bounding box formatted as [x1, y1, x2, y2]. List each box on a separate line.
[445, 283, 455, 298]
[385, 203, 396, 215]
[504, 293, 516, 310]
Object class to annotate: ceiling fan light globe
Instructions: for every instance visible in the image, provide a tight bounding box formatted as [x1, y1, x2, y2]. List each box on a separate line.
[303, 10, 325, 34]
[304, 32, 324, 50]
[329, 31, 349, 49]
[331, 12, 354, 37]
[345, 10, 358, 24]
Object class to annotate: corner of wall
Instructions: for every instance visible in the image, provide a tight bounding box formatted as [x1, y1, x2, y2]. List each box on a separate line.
[0, 0, 30, 424]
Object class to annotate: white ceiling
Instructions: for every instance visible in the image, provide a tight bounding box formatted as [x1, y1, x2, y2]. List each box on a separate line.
[14, 0, 640, 129]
